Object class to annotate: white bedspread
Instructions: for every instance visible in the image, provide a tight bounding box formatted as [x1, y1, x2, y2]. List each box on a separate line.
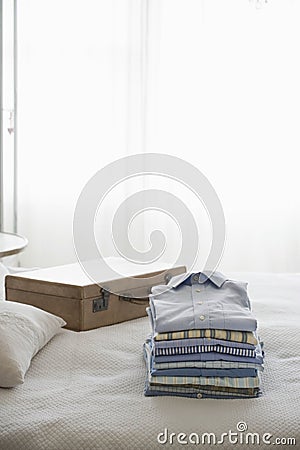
[0, 273, 300, 449]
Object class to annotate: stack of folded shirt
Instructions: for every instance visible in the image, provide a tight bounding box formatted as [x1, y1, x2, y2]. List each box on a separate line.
[143, 271, 264, 399]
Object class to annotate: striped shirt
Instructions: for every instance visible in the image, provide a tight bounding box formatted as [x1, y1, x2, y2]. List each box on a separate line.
[154, 345, 255, 358]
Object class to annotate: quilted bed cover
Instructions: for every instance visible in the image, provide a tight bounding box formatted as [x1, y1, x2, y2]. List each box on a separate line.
[0, 272, 299, 450]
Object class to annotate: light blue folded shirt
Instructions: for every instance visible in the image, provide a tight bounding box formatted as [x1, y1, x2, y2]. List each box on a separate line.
[149, 271, 257, 333]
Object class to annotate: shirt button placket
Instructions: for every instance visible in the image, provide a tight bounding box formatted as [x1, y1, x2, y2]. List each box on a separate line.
[192, 279, 206, 328]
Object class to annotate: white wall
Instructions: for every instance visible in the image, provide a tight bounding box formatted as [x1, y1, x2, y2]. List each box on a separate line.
[17, 0, 300, 272]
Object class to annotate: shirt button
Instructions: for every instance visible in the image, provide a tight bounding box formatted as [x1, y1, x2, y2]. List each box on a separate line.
[193, 275, 198, 282]
[195, 289, 201, 292]
[197, 301, 203, 305]
[197, 393, 202, 399]
[199, 315, 205, 321]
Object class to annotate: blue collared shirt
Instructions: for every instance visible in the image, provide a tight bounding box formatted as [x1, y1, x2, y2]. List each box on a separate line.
[149, 271, 257, 333]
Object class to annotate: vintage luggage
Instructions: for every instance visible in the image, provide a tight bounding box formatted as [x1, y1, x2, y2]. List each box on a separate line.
[5, 259, 186, 331]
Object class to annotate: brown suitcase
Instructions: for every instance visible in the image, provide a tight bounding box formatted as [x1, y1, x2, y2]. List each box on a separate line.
[5, 260, 186, 331]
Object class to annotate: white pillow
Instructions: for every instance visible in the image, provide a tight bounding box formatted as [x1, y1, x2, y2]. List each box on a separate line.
[0, 301, 66, 388]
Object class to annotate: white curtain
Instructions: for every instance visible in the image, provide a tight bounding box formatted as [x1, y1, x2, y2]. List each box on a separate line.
[18, 0, 148, 267]
[17, 0, 300, 272]
[145, 0, 300, 273]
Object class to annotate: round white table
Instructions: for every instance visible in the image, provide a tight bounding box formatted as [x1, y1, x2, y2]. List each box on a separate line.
[0, 232, 28, 258]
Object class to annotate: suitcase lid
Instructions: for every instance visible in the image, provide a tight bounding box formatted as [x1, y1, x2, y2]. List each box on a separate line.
[5, 257, 186, 299]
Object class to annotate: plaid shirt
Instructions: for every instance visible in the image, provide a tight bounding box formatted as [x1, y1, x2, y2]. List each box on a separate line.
[145, 383, 260, 399]
[154, 328, 258, 345]
[153, 360, 264, 371]
[149, 375, 260, 389]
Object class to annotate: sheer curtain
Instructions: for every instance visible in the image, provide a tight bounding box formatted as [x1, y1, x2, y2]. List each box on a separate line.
[145, 0, 300, 272]
[17, 0, 148, 267]
[17, 0, 300, 272]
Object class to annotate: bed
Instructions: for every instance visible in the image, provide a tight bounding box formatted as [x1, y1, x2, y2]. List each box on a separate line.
[0, 272, 299, 449]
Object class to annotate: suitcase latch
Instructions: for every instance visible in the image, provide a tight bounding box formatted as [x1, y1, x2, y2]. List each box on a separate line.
[93, 290, 109, 312]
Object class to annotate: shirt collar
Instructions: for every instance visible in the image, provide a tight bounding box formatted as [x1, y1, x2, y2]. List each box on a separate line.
[167, 271, 227, 289]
